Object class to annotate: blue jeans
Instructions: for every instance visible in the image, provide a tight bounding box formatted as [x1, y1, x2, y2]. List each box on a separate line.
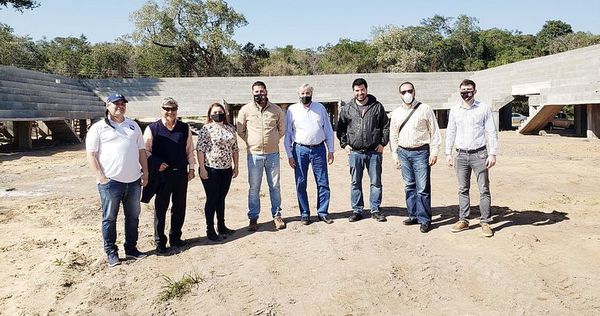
[398, 147, 432, 224]
[247, 152, 282, 220]
[292, 143, 330, 218]
[348, 150, 383, 214]
[98, 178, 142, 255]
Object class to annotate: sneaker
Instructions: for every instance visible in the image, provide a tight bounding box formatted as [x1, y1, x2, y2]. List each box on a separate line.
[107, 252, 120, 267]
[481, 223, 494, 238]
[274, 216, 286, 230]
[451, 221, 469, 233]
[371, 212, 387, 222]
[155, 244, 168, 255]
[348, 213, 363, 222]
[403, 218, 418, 225]
[300, 216, 311, 225]
[317, 215, 334, 224]
[125, 249, 147, 260]
[248, 218, 258, 231]
[420, 223, 431, 233]
[218, 226, 236, 236]
[170, 239, 188, 248]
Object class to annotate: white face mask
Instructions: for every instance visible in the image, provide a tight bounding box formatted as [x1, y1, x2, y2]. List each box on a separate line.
[402, 93, 414, 105]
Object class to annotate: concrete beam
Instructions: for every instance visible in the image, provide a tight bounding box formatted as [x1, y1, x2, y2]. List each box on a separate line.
[14, 121, 32, 150]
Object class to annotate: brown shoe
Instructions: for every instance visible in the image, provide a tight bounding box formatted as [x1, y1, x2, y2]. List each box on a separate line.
[274, 216, 286, 230]
[451, 221, 469, 233]
[481, 223, 494, 238]
[248, 219, 258, 232]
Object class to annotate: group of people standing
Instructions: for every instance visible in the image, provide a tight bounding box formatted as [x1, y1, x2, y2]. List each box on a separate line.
[86, 78, 498, 267]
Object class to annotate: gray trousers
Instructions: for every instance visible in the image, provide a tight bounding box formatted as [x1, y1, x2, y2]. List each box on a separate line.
[455, 149, 491, 223]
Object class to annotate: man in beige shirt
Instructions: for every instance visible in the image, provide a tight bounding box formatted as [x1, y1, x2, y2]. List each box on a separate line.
[237, 81, 286, 231]
[389, 82, 441, 233]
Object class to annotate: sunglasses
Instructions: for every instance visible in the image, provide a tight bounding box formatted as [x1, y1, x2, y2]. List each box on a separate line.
[162, 106, 178, 112]
[400, 89, 414, 95]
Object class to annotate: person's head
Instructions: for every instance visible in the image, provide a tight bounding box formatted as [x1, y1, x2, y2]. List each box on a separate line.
[206, 103, 229, 125]
[298, 83, 314, 105]
[352, 78, 368, 103]
[105, 93, 128, 119]
[161, 97, 179, 123]
[399, 81, 415, 105]
[252, 81, 268, 106]
[459, 79, 477, 104]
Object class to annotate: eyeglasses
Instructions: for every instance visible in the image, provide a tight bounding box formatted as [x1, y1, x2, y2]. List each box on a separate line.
[400, 89, 414, 95]
[162, 106, 178, 112]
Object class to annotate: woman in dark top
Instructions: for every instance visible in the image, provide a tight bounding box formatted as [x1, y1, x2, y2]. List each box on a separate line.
[196, 103, 239, 241]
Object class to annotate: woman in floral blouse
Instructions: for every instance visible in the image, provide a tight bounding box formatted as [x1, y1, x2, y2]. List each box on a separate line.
[196, 103, 239, 241]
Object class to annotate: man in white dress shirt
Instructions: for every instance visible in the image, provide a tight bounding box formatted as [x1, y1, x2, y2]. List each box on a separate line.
[284, 84, 335, 225]
[445, 79, 498, 237]
[389, 82, 441, 233]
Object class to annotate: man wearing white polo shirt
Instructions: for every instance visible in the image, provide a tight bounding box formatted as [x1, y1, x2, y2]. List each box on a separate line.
[86, 93, 149, 267]
[284, 83, 335, 225]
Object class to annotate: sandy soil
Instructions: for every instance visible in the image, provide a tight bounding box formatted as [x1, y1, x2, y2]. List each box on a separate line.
[0, 130, 599, 315]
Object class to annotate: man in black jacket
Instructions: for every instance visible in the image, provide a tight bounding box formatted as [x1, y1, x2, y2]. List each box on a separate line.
[337, 78, 390, 222]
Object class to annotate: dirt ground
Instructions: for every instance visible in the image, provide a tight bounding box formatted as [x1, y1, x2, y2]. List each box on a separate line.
[0, 130, 599, 315]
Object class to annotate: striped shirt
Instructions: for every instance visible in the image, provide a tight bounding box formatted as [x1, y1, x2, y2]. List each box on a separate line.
[389, 101, 441, 159]
[445, 100, 498, 156]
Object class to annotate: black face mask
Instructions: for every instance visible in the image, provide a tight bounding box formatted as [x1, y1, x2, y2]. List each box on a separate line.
[300, 96, 312, 105]
[460, 91, 474, 101]
[253, 94, 265, 103]
[211, 113, 226, 123]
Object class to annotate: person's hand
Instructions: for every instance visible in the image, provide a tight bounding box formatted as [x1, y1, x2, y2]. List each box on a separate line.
[375, 145, 384, 153]
[288, 157, 295, 169]
[158, 162, 168, 172]
[187, 169, 195, 181]
[394, 159, 400, 170]
[344, 146, 352, 154]
[141, 173, 148, 187]
[199, 167, 208, 180]
[98, 175, 110, 184]
[429, 155, 438, 166]
[446, 155, 454, 167]
[486, 155, 496, 169]
[327, 152, 334, 164]
[232, 166, 239, 179]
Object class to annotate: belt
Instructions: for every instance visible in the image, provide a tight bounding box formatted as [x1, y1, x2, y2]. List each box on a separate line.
[295, 141, 324, 148]
[456, 146, 486, 154]
[399, 144, 429, 151]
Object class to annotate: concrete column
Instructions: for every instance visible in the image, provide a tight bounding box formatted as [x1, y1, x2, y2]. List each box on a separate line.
[574, 105, 587, 136]
[78, 119, 88, 140]
[14, 121, 32, 150]
[587, 105, 600, 139]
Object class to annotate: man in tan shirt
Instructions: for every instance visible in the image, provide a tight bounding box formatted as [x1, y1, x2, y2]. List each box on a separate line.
[237, 81, 286, 231]
[389, 82, 441, 233]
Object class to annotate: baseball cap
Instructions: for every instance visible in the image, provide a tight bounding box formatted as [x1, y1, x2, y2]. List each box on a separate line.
[107, 93, 128, 103]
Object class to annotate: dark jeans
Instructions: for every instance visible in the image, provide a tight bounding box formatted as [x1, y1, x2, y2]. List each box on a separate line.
[154, 169, 188, 246]
[348, 150, 383, 214]
[201, 167, 233, 229]
[398, 147, 432, 224]
[455, 149, 491, 223]
[98, 178, 141, 255]
[292, 142, 330, 218]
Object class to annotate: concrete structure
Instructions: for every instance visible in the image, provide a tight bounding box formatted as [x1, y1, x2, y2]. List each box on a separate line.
[2, 44, 600, 150]
[0, 66, 105, 149]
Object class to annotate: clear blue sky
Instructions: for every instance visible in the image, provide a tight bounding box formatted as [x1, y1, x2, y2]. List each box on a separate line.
[1, 0, 598, 48]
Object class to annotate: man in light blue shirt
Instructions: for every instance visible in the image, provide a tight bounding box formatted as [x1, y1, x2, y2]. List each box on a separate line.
[445, 79, 498, 237]
[284, 84, 335, 225]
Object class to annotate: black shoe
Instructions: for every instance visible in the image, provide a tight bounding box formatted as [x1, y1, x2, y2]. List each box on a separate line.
[318, 215, 334, 224]
[125, 248, 147, 260]
[207, 229, 221, 241]
[155, 245, 168, 255]
[348, 213, 363, 222]
[218, 226, 236, 236]
[300, 216, 311, 225]
[420, 223, 431, 233]
[403, 218, 418, 225]
[371, 212, 387, 222]
[170, 239, 188, 247]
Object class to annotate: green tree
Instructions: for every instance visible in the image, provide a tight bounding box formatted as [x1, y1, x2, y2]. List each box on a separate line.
[448, 15, 481, 70]
[372, 25, 438, 72]
[36, 35, 91, 76]
[79, 41, 134, 78]
[536, 20, 573, 55]
[0, 0, 38, 11]
[0, 22, 44, 68]
[317, 39, 378, 74]
[130, 42, 182, 77]
[230, 42, 270, 75]
[546, 32, 600, 54]
[260, 45, 318, 76]
[131, 0, 247, 76]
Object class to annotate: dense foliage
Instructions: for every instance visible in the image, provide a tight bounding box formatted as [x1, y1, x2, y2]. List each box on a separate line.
[1, 0, 598, 78]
